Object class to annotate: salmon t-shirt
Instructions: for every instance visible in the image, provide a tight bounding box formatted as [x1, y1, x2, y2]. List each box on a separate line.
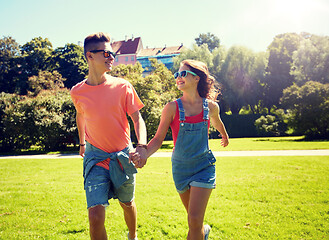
[70, 76, 144, 153]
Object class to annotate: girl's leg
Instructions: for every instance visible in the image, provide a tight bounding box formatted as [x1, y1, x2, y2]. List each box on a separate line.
[179, 188, 191, 212]
[179, 186, 212, 240]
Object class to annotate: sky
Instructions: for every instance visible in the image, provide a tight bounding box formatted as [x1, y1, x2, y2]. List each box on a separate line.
[1, 0, 329, 52]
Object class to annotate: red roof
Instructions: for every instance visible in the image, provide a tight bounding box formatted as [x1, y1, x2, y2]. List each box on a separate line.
[111, 37, 143, 55]
[137, 45, 186, 57]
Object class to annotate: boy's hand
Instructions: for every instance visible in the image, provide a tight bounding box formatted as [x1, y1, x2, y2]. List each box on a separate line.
[135, 146, 147, 168]
[129, 149, 147, 168]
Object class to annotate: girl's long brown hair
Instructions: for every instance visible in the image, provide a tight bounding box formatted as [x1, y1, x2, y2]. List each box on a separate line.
[181, 59, 218, 100]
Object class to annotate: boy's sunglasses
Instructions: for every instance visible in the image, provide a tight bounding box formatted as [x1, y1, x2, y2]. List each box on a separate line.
[89, 50, 117, 59]
[174, 70, 197, 79]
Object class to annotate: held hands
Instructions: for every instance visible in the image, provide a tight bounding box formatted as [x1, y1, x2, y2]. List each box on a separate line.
[129, 145, 148, 168]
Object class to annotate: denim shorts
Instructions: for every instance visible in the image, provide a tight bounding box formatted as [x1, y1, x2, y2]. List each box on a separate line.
[85, 165, 136, 209]
[172, 151, 216, 194]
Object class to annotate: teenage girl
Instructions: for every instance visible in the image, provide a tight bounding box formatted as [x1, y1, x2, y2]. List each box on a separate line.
[145, 59, 229, 240]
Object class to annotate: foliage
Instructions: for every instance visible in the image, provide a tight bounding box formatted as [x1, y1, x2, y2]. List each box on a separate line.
[254, 111, 287, 136]
[0, 93, 26, 151]
[220, 46, 266, 114]
[291, 34, 329, 85]
[2, 32, 329, 151]
[27, 70, 66, 96]
[0, 89, 77, 151]
[173, 44, 215, 72]
[263, 33, 303, 109]
[281, 81, 329, 139]
[195, 32, 220, 52]
[0, 36, 21, 93]
[20, 37, 54, 78]
[51, 43, 88, 88]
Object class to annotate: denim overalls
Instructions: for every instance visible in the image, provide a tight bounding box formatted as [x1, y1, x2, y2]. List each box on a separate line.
[171, 98, 217, 193]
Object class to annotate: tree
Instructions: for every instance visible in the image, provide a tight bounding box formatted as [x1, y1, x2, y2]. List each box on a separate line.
[0, 36, 21, 93]
[263, 33, 303, 110]
[110, 60, 178, 139]
[280, 81, 329, 139]
[220, 46, 266, 114]
[27, 70, 66, 96]
[18, 37, 54, 94]
[0, 89, 77, 151]
[52, 43, 88, 88]
[173, 44, 214, 72]
[291, 34, 329, 85]
[195, 32, 220, 52]
[20, 37, 54, 77]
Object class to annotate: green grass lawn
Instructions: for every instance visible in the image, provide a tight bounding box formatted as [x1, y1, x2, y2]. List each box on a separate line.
[1, 154, 328, 239]
[159, 136, 329, 152]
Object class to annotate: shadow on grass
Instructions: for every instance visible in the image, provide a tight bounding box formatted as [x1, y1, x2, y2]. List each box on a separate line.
[253, 136, 329, 142]
[0, 146, 79, 156]
[62, 229, 86, 234]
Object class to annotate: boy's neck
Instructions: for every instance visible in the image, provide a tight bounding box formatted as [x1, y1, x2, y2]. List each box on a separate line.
[86, 70, 109, 86]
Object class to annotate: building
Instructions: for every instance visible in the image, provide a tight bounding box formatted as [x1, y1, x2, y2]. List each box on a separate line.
[136, 45, 185, 72]
[110, 36, 186, 72]
[111, 36, 143, 66]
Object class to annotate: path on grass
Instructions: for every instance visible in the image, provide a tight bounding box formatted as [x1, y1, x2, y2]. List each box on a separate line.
[1, 149, 329, 159]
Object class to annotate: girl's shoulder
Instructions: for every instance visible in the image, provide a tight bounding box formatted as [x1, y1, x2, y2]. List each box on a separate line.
[164, 101, 177, 113]
[161, 101, 177, 121]
[207, 99, 220, 115]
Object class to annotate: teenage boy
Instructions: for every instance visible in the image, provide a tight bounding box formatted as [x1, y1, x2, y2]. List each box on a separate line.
[70, 32, 147, 240]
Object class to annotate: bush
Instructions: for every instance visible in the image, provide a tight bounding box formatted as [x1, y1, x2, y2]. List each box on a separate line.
[255, 113, 287, 137]
[0, 89, 77, 152]
[281, 81, 329, 139]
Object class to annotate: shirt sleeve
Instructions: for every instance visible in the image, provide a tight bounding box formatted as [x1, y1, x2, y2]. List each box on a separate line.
[125, 83, 144, 116]
[70, 90, 84, 114]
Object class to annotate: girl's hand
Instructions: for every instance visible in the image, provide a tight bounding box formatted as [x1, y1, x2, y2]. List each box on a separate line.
[221, 138, 229, 147]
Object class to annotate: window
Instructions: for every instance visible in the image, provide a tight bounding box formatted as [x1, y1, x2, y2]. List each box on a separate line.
[125, 57, 128, 62]
[131, 56, 135, 61]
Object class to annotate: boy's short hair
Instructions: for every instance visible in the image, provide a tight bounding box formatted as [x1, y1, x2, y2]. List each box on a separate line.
[84, 32, 111, 60]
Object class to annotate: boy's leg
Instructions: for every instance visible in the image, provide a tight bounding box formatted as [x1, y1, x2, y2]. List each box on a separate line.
[116, 173, 137, 239]
[84, 166, 111, 240]
[120, 200, 137, 239]
[88, 205, 107, 240]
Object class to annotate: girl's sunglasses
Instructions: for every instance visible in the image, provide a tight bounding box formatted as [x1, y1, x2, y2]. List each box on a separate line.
[89, 50, 117, 59]
[174, 70, 197, 79]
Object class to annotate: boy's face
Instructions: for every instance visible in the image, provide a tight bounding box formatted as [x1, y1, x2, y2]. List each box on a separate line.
[89, 42, 115, 72]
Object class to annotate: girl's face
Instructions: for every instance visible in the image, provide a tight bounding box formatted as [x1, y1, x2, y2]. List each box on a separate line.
[175, 65, 199, 91]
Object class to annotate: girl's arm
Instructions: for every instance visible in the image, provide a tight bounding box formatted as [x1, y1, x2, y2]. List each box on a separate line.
[147, 102, 176, 157]
[209, 100, 229, 147]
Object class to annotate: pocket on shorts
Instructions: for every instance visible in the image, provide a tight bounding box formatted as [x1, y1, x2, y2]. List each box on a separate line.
[206, 150, 216, 165]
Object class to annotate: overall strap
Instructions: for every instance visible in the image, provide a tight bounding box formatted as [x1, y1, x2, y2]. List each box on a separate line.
[203, 98, 209, 121]
[176, 98, 185, 121]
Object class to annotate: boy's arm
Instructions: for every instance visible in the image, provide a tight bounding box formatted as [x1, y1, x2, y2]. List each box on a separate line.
[130, 110, 147, 166]
[209, 101, 229, 147]
[76, 112, 86, 157]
